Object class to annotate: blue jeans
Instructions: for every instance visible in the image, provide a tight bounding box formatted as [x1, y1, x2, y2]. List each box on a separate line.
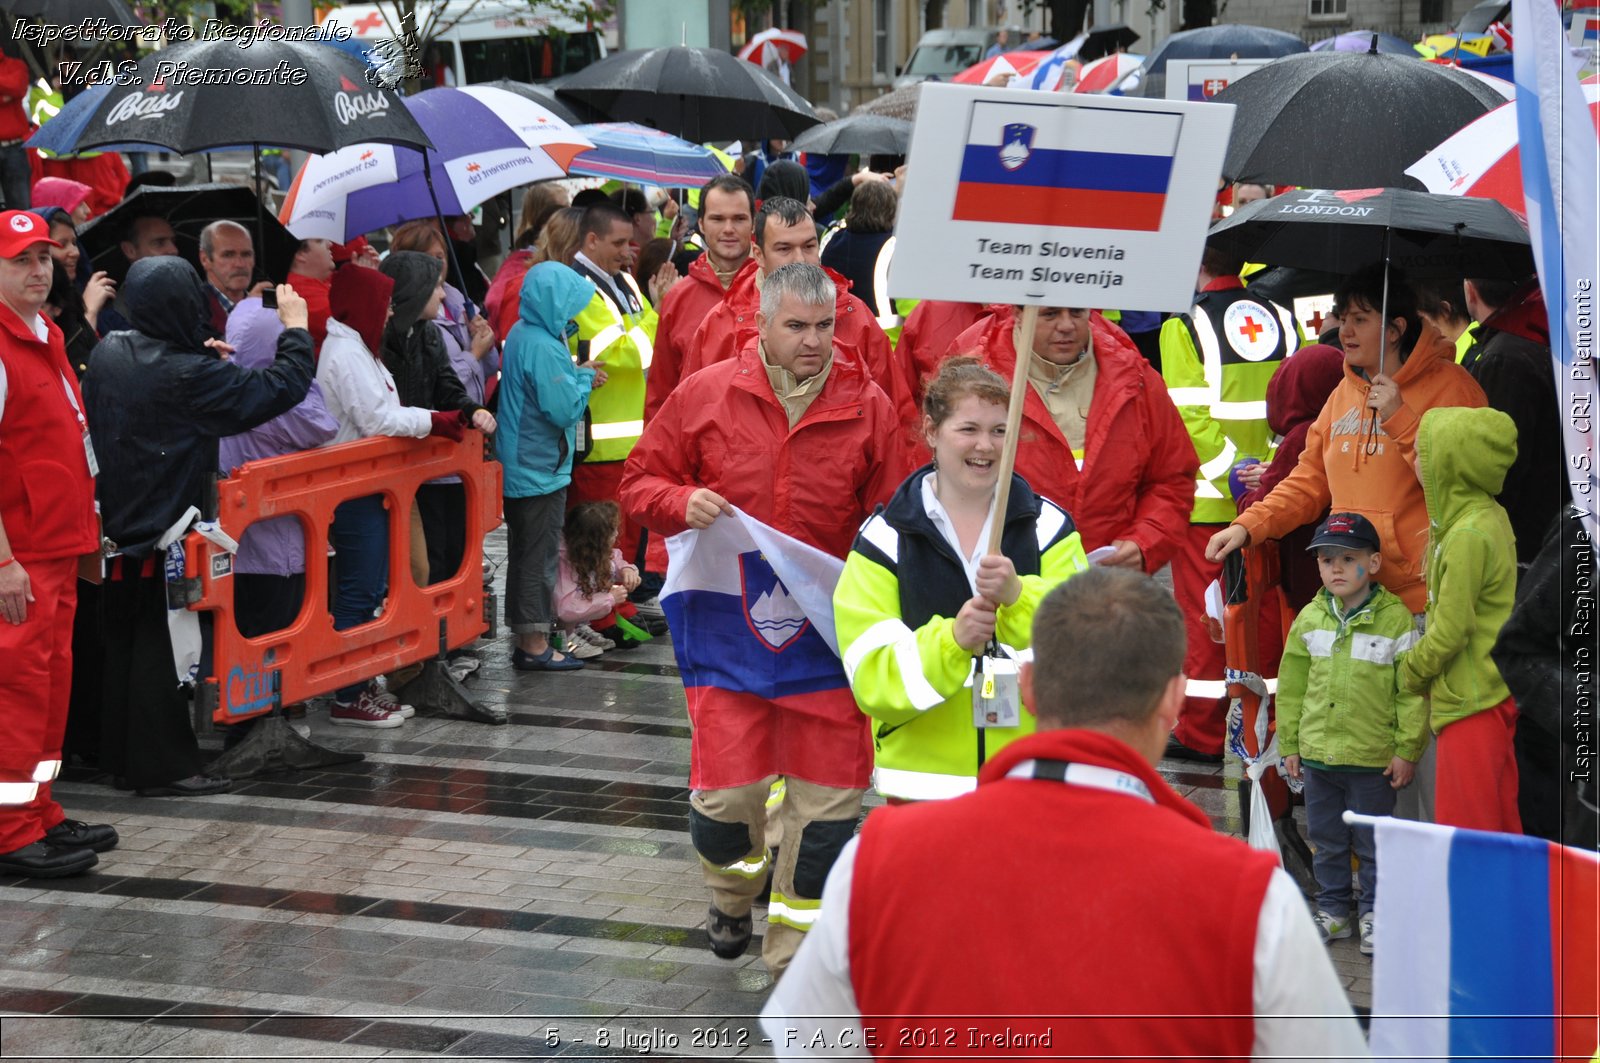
[330, 495, 389, 702]
[1303, 765, 1397, 918]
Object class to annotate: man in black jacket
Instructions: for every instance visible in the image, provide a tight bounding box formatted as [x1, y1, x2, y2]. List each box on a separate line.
[83, 257, 313, 797]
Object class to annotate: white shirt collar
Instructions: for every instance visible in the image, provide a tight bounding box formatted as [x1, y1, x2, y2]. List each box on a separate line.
[920, 473, 998, 593]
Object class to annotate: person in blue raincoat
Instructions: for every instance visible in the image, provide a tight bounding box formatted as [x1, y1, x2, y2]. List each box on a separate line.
[497, 261, 607, 672]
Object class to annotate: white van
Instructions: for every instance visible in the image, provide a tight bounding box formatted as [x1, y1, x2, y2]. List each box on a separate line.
[321, 1, 607, 87]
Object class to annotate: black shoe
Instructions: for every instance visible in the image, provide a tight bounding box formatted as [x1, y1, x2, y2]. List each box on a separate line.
[0, 841, 97, 878]
[136, 774, 232, 797]
[1164, 736, 1224, 765]
[592, 625, 647, 650]
[706, 906, 753, 960]
[44, 820, 119, 853]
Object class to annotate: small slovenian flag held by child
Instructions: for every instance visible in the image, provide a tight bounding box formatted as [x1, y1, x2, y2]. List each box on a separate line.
[951, 100, 1181, 232]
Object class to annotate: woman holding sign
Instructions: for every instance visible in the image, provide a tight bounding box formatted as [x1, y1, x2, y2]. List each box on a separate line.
[833, 358, 1090, 803]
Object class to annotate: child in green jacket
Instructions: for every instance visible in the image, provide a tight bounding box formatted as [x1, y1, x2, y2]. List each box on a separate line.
[1278, 512, 1429, 957]
[1400, 406, 1522, 833]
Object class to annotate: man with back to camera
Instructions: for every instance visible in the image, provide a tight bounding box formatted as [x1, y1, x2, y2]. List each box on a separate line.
[0, 209, 117, 877]
[761, 567, 1370, 1061]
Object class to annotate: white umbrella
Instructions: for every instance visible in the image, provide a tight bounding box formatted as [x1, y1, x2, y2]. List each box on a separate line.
[281, 86, 593, 242]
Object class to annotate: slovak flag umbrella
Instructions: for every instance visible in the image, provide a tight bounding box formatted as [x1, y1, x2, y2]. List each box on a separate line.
[1404, 76, 1600, 213]
[281, 85, 593, 242]
[1074, 53, 1146, 93]
[738, 28, 808, 67]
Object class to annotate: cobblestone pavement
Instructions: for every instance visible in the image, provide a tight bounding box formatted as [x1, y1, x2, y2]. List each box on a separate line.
[0, 532, 1372, 1059]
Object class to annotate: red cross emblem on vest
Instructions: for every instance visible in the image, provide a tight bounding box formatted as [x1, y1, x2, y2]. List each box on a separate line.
[1237, 314, 1264, 343]
[353, 12, 384, 32]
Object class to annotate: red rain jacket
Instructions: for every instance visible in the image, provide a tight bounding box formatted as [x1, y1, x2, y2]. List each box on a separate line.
[645, 254, 753, 424]
[683, 263, 919, 431]
[950, 309, 1198, 573]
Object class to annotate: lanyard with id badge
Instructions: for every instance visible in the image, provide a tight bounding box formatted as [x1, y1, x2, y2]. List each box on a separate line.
[973, 639, 1021, 729]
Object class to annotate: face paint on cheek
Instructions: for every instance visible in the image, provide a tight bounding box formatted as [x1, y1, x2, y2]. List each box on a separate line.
[1355, 566, 1366, 582]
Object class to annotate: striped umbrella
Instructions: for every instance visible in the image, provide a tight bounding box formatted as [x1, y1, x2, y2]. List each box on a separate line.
[1405, 76, 1599, 213]
[951, 50, 1052, 85]
[281, 86, 592, 242]
[1074, 53, 1146, 94]
[568, 122, 728, 187]
[737, 28, 808, 67]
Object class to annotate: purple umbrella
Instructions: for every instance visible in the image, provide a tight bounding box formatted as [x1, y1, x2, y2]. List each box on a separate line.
[1311, 31, 1423, 56]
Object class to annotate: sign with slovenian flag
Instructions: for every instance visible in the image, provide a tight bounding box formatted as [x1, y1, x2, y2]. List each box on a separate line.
[660, 508, 871, 792]
[890, 82, 1234, 312]
[1363, 816, 1599, 1061]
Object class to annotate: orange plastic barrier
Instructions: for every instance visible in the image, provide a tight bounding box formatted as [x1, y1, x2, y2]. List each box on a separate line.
[181, 432, 501, 724]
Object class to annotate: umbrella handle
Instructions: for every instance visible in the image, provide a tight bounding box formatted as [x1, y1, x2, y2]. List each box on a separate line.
[422, 154, 478, 321]
[1365, 231, 1393, 458]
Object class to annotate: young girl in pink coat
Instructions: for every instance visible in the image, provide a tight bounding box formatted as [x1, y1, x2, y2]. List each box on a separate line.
[556, 502, 645, 658]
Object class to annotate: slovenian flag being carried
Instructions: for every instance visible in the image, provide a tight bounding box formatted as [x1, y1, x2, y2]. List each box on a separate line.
[660, 508, 871, 792]
[1365, 817, 1599, 1061]
[951, 99, 1180, 231]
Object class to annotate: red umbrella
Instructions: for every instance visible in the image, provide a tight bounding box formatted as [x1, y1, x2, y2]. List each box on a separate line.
[738, 28, 808, 67]
[951, 50, 1052, 85]
[1074, 53, 1145, 93]
[1406, 75, 1599, 213]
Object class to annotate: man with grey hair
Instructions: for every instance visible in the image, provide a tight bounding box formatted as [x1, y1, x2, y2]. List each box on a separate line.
[762, 567, 1370, 1060]
[199, 220, 271, 333]
[621, 261, 906, 977]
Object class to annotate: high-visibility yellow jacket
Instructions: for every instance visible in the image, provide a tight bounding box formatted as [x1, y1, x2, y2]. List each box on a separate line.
[834, 469, 1089, 802]
[568, 262, 656, 464]
[1160, 278, 1300, 524]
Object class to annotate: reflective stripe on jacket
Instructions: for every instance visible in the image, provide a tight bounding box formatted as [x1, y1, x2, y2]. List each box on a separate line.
[1160, 284, 1299, 523]
[569, 273, 656, 464]
[833, 468, 1089, 801]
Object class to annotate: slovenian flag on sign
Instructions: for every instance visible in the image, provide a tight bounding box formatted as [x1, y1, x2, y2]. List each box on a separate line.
[951, 100, 1180, 231]
[661, 508, 872, 792]
[1367, 818, 1599, 1061]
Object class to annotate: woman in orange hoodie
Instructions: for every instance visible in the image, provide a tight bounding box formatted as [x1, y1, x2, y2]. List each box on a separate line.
[1206, 264, 1485, 615]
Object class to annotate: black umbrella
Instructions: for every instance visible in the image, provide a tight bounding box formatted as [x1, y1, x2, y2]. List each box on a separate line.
[68, 39, 432, 155]
[792, 113, 912, 156]
[554, 46, 820, 142]
[77, 184, 300, 285]
[1212, 50, 1505, 189]
[1206, 187, 1532, 281]
[1142, 23, 1307, 76]
[483, 78, 603, 126]
[1078, 23, 1140, 64]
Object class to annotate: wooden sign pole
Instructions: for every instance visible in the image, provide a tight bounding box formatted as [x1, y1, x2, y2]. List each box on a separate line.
[985, 303, 1040, 555]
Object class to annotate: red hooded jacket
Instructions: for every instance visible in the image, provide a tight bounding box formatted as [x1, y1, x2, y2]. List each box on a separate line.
[620, 339, 905, 560]
[950, 309, 1198, 572]
[645, 254, 753, 423]
[485, 249, 537, 345]
[684, 263, 919, 431]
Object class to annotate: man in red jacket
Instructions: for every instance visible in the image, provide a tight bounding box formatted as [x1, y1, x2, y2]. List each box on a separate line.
[898, 299, 992, 406]
[761, 568, 1367, 1060]
[620, 263, 904, 978]
[684, 196, 918, 431]
[643, 173, 755, 424]
[950, 305, 1197, 573]
[0, 210, 116, 877]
